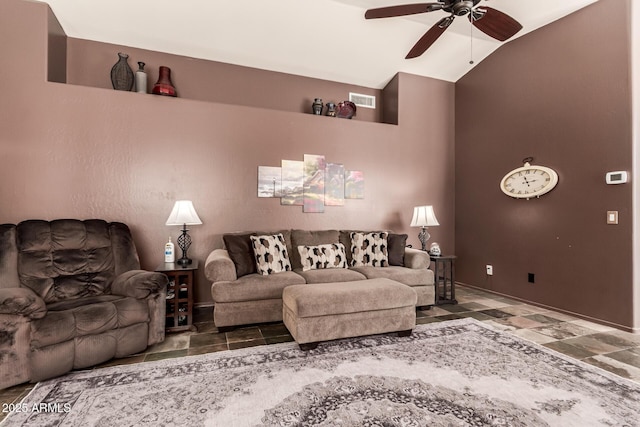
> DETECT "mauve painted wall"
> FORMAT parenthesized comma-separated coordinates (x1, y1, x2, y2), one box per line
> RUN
(0, 0, 454, 305)
(455, 0, 635, 330)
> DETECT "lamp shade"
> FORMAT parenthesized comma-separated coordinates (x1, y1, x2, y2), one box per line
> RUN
(165, 200, 202, 226)
(410, 205, 439, 227)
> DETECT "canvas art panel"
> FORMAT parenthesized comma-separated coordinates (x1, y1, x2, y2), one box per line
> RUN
(303, 154, 326, 213)
(325, 163, 345, 206)
(345, 170, 364, 199)
(280, 160, 304, 206)
(257, 166, 282, 198)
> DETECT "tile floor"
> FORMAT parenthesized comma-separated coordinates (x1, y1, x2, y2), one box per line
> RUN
(2, 284, 639, 422)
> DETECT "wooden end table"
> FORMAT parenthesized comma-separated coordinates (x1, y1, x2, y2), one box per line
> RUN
(429, 255, 457, 305)
(155, 261, 198, 332)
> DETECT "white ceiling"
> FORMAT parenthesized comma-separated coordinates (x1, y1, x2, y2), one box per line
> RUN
(39, 0, 598, 89)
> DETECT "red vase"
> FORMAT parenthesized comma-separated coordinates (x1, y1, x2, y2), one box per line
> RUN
(152, 66, 177, 97)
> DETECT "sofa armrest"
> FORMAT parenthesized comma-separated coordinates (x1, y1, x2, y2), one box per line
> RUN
(404, 248, 430, 269)
(111, 270, 169, 299)
(0, 287, 47, 319)
(205, 249, 237, 283)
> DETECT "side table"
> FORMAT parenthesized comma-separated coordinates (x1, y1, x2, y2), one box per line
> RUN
(155, 261, 198, 332)
(429, 255, 457, 305)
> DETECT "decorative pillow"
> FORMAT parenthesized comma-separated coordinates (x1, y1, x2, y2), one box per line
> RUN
(297, 243, 347, 271)
(223, 233, 257, 277)
(250, 234, 292, 275)
(387, 233, 408, 267)
(350, 231, 389, 267)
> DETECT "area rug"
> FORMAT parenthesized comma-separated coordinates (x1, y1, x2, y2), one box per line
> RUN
(3, 318, 640, 426)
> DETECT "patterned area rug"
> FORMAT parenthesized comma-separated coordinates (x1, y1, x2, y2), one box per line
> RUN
(3, 319, 640, 426)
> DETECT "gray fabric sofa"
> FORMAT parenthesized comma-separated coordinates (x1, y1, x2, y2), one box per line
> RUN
(0, 219, 168, 390)
(204, 229, 435, 329)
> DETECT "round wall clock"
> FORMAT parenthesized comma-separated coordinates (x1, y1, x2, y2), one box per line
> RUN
(500, 158, 558, 199)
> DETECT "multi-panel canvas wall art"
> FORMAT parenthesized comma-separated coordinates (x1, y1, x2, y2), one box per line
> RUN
(259, 154, 363, 213)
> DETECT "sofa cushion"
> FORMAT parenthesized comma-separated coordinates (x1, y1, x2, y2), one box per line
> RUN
(290, 230, 339, 270)
(388, 233, 408, 266)
(350, 265, 434, 287)
(295, 267, 366, 284)
(297, 243, 347, 271)
(251, 234, 293, 275)
(350, 231, 389, 267)
(212, 271, 306, 303)
(223, 233, 257, 277)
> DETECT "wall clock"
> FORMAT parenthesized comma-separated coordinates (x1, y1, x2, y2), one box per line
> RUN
(500, 157, 558, 199)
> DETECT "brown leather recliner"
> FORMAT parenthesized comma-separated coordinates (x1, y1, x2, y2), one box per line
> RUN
(0, 219, 167, 389)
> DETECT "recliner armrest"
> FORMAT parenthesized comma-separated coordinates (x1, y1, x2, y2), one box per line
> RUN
(404, 248, 430, 269)
(111, 270, 168, 299)
(0, 287, 47, 319)
(205, 249, 237, 283)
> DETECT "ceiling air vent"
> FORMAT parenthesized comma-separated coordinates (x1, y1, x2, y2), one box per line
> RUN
(349, 92, 376, 109)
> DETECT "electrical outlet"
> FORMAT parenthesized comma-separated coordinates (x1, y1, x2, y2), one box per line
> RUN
(486, 265, 493, 275)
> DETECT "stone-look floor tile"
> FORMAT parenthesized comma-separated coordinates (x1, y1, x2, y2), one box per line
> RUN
(588, 332, 640, 349)
(187, 343, 228, 356)
(583, 355, 640, 382)
(533, 322, 600, 340)
(416, 310, 430, 318)
(606, 330, 640, 346)
(416, 316, 443, 325)
(260, 323, 291, 337)
(228, 338, 267, 350)
(144, 349, 189, 362)
(190, 332, 227, 348)
(568, 319, 616, 333)
(422, 306, 451, 317)
(456, 302, 491, 311)
(471, 298, 510, 309)
(225, 327, 263, 343)
(604, 347, 640, 369)
(438, 304, 470, 313)
(146, 334, 190, 353)
(265, 335, 294, 345)
(193, 322, 219, 334)
(523, 313, 563, 325)
(479, 309, 513, 319)
(514, 304, 549, 314)
(436, 314, 465, 321)
(482, 320, 517, 332)
(457, 311, 496, 322)
(510, 328, 557, 345)
(543, 341, 597, 359)
(537, 311, 579, 322)
(499, 305, 539, 316)
(493, 316, 546, 330)
(559, 335, 627, 355)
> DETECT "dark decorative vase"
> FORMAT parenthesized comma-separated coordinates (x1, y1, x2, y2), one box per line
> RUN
(326, 102, 337, 117)
(152, 66, 177, 97)
(312, 98, 323, 115)
(110, 53, 134, 91)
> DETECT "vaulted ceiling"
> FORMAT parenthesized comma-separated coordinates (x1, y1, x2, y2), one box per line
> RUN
(40, 0, 598, 88)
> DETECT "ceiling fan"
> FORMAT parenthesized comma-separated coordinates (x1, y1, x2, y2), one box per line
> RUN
(365, 0, 523, 59)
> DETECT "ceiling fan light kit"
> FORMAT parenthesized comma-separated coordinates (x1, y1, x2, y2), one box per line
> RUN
(365, 0, 523, 59)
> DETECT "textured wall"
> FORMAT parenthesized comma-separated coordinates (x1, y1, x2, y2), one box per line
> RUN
(0, 0, 455, 305)
(455, 0, 635, 330)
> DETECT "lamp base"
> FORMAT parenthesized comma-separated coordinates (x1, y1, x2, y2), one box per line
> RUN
(418, 226, 431, 252)
(176, 257, 192, 267)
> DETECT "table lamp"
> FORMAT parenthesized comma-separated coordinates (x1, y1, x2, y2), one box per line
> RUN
(410, 205, 439, 251)
(166, 200, 202, 266)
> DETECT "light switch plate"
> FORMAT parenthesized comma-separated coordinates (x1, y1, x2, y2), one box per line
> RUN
(607, 211, 619, 224)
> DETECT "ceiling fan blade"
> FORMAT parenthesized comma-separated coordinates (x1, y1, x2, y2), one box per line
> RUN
(470, 6, 522, 41)
(405, 16, 453, 59)
(365, 3, 444, 19)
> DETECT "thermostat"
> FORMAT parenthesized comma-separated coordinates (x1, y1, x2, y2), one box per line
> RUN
(606, 171, 628, 184)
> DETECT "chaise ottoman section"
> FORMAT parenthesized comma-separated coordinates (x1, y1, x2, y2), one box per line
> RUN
(282, 278, 417, 350)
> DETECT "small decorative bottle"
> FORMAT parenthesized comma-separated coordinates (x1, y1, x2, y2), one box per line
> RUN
(135, 62, 147, 93)
(164, 237, 175, 263)
(110, 53, 134, 91)
(326, 102, 337, 117)
(152, 66, 177, 97)
(312, 98, 323, 115)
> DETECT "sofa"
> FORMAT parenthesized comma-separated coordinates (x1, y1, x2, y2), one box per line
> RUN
(204, 229, 435, 329)
(0, 219, 168, 390)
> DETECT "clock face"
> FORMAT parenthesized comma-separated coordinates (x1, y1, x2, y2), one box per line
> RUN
(500, 163, 558, 199)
